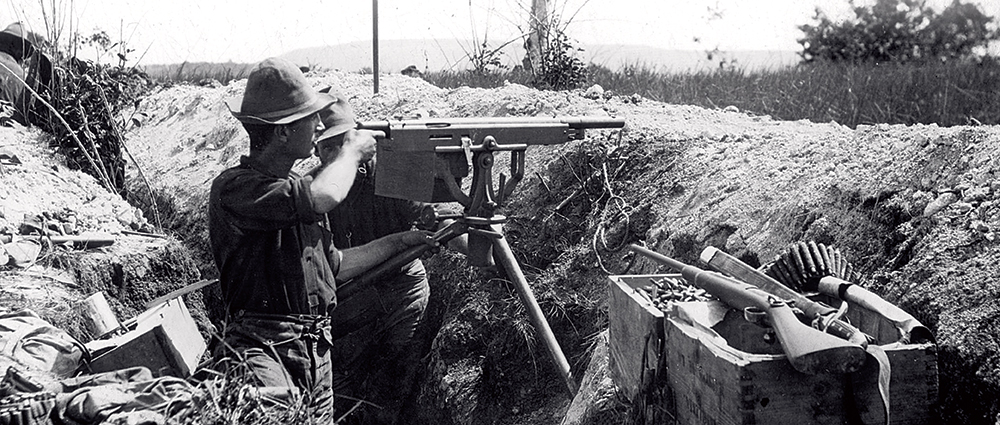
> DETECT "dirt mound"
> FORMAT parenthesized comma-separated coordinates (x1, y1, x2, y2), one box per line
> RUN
(0, 124, 203, 342)
(4, 66, 1000, 423)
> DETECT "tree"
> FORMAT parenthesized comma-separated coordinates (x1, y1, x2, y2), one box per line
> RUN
(523, 0, 549, 75)
(798, 0, 999, 63)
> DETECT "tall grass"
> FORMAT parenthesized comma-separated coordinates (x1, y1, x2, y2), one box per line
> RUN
(426, 59, 1000, 128)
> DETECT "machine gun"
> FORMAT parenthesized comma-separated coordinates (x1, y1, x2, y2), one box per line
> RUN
(348, 116, 625, 395)
(629, 244, 868, 375)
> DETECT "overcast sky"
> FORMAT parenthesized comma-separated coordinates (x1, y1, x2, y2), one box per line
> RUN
(2, 0, 998, 65)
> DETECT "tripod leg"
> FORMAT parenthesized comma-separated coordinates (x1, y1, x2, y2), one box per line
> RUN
(492, 233, 577, 395)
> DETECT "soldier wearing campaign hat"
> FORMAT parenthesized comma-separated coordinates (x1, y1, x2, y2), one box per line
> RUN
(208, 57, 438, 419)
(0, 22, 49, 125)
(312, 89, 437, 424)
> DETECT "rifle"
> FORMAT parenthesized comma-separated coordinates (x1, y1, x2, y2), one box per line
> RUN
(0, 233, 115, 248)
(699, 246, 871, 347)
(353, 116, 625, 395)
(629, 244, 867, 375)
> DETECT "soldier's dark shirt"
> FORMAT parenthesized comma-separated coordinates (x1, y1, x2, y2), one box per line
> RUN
(209, 155, 341, 317)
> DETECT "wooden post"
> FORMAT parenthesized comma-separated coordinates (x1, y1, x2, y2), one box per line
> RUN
(373, 0, 379, 94)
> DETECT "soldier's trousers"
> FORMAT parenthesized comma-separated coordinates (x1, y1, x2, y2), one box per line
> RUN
(329, 258, 430, 425)
(217, 313, 334, 422)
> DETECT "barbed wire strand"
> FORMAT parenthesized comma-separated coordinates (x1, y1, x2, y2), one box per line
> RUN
(592, 160, 634, 275)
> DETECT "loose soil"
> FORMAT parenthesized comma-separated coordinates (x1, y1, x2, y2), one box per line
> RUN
(2, 69, 999, 424)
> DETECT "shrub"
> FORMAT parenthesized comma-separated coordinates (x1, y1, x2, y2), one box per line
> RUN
(45, 59, 152, 198)
(467, 40, 511, 76)
(798, 0, 1000, 63)
(533, 29, 587, 90)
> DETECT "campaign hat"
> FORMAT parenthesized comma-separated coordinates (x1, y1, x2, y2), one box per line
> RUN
(226, 57, 334, 125)
(315, 87, 357, 143)
(0, 22, 36, 59)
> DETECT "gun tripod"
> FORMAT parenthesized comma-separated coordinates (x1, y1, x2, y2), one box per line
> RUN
(344, 135, 577, 395)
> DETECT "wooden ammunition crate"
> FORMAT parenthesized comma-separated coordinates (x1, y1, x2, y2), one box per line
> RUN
(608, 274, 675, 399)
(609, 275, 938, 425)
(87, 298, 206, 378)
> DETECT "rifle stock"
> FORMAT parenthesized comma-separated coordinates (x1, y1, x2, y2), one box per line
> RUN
(629, 244, 867, 375)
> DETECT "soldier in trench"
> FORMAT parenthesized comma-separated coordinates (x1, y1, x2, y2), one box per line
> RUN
(208, 57, 439, 420)
(0, 22, 51, 126)
(314, 89, 466, 424)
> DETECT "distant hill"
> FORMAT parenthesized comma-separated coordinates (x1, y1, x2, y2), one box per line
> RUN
(280, 39, 800, 74)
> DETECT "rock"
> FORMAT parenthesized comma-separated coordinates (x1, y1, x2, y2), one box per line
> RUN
(724, 105, 739, 113)
(196, 78, 221, 88)
(561, 330, 627, 425)
(401, 65, 423, 78)
(725, 232, 747, 253)
(407, 108, 430, 119)
(583, 84, 604, 100)
(963, 186, 990, 203)
(924, 192, 958, 217)
(935, 136, 954, 146)
(910, 191, 934, 216)
(952, 202, 974, 214)
(4, 240, 41, 267)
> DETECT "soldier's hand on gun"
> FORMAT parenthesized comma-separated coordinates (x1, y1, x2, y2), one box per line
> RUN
(395, 230, 441, 259)
(342, 129, 377, 164)
(316, 129, 377, 166)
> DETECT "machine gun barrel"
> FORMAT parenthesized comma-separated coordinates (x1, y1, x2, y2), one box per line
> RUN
(629, 244, 867, 375)
(357, 116, 625, 139)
